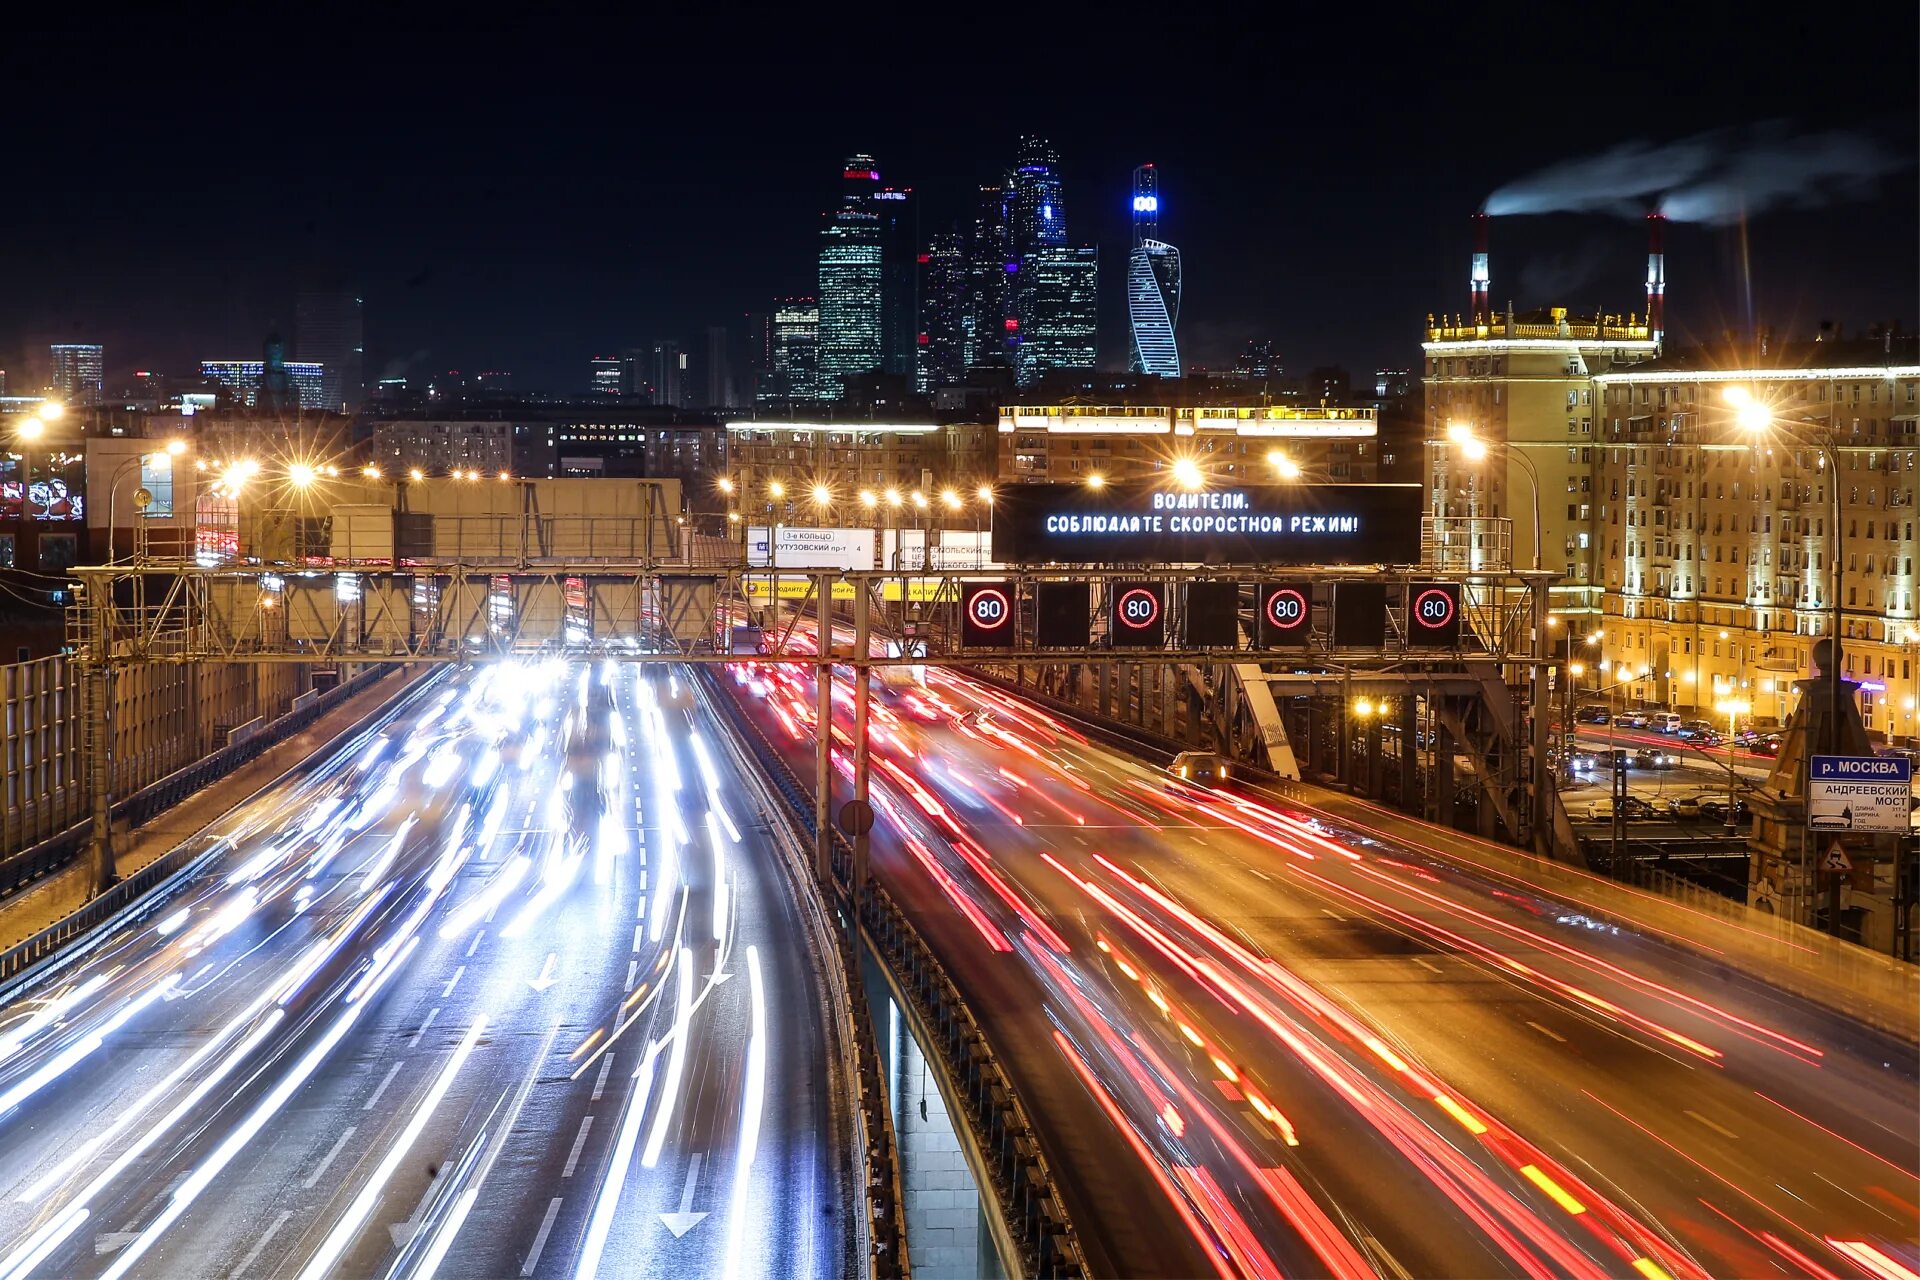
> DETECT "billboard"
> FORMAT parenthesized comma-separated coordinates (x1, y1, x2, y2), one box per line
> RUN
(989, 482, 1422, 566)
(747, 525, 875, 570)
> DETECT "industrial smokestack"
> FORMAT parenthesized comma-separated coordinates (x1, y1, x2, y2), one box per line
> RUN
(1645, 211, 1666, 344)
(1470, 212, 1490, 324)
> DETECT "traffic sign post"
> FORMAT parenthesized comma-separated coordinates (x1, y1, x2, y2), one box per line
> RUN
(1808, 754, 1913, 833)
(960, 581, 1016, 648)
(1258, 583, 1313, 648)
(1110, 582, 1165, 648)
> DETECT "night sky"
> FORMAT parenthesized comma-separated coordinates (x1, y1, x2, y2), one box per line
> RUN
(3, 9, 1913, 394)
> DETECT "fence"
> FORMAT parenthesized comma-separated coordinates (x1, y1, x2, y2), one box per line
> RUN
(701, 668, 1085, 1279)
(0, 665, 391, 910)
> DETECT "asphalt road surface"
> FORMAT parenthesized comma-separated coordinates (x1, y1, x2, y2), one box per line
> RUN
(728, 646, 1920, 1279)
(0, 659, 851, 1280)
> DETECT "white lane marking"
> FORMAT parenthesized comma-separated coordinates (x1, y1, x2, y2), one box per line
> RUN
(638, 870, 648, 892)
(624, 960, 638, 992)
(1413, 957, 1443, 974)
(1321, 909, 1343, 921)
(465, 931, 484, 959)
(303, 1126, 359, 1188)
(442, 966, 466, 998)
(410, 1007, 442, 1048)
(1248, 868, 1274, 882)
(520, 1197, 564, 1276)
(363, 1063, 405, 1111)
(226, 1209, 293, 1279)
(1525, 1020, 1568, 1043)
(631, 925, 644, 953)
(591, 1055, 615, 1102)
(1685, 1109, 1739, 1140)
(562, 1117, 595, 1178)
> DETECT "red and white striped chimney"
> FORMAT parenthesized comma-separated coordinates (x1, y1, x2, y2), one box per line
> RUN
(1470, 212, 1491, 324)
(1645, 212, 1666, 344)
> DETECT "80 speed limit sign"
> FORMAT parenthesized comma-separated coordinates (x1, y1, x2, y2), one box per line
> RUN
(961, 582, 1016, 646)
(1110, 582, 1165, 647)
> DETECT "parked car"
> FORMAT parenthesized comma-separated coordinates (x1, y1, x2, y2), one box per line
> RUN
(1588, 795, 1654, 821)
(1667, 796, 1704, 820)
(1650, 712, 1683, 734)
(1575, 705, 1611, 725)
(1615, 710, 1649, 729)
(1677, 719, 1718, 741)
(1697, 797, 1751, 823)
(1632, 747, 1678, 770)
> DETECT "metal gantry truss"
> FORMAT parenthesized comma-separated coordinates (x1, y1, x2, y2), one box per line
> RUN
(64, 555, 1563, 893)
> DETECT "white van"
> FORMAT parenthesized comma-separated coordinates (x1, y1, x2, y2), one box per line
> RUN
(1653, 713, 1684, 735)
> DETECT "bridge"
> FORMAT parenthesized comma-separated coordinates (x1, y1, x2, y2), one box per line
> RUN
(0, 490, 1911, 1279)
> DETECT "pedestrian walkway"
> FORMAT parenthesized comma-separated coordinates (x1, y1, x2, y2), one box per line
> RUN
(0, 669, 433, 953)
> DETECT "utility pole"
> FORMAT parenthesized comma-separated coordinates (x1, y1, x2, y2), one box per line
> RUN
(813, 571, 833, 887)
(81, 574, 117, 895)
(852, 582, 872, 909)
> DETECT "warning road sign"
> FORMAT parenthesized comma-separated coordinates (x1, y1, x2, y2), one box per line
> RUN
(1822, 841, 1854, 874)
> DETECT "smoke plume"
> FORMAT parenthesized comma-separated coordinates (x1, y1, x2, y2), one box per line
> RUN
(1485, 121, 1908, 224)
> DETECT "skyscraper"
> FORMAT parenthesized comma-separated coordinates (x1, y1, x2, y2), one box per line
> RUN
(757, 298, 820, 407)
(1004, 138, 1097, 388)
(874, 183, 918, 382)
(1127, 164, 1181, 377)
(704, 325, 735, 409)
(296, 284, 365, 411)
(590, 356, 622, 395)
(964, 181, 1014, 370)
(918, 229, 967, 391)
(816, 154, 885, 400)
(49, 344, 104, 404)
(1015, 247, 1098, 388)
(651, 340, 689, 408)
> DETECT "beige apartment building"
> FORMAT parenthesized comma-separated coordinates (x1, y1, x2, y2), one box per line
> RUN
(1423, 307, 1658, 610)
(1589, 337, 1920, 738)
(997, 403, 1379, 487)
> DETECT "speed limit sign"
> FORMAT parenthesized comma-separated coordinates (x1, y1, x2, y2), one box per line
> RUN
(1258, 583, 1313, 647)
(1110, 581, 1165, 648)
(1408, 583, 1461, 646)
(961, 582, 1016, 647)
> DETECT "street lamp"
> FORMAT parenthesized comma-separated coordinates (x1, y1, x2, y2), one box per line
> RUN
(1735, 386, 1845, 931)
(1266, 450, 1304, 480)
(1714, 697, 1751, 832)
(1086, 472, 1106, 490)
(1171, 456, 1204, 490)
(1446, 421, 1542, 572)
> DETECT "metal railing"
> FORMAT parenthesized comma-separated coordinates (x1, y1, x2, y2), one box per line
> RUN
(0, 664, 422, 989)
(702, 670, 1085, 1279)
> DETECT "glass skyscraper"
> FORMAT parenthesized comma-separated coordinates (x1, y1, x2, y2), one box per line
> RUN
(918, 229, 967, 391)
(295, 284, 365, 411)
(964, 181, 1014, 370)
(49, 344, 104, 404)
(757, 298, 820, 406)
(816, 154, 885, 400)
(1127, 164, 1181, 377)
(1004, 137, 1097, 388)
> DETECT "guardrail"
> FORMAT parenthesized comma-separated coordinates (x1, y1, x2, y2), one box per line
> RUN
(0, 664, 397, 907)
(702, 670, 1085, 1279)
(0, 665, 432, 991)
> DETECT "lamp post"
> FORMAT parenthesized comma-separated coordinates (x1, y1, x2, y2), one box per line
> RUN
(1736, 387, 1844, 932)
(1715, 697, 1751, 833)
(1445, 421, 1541, 571)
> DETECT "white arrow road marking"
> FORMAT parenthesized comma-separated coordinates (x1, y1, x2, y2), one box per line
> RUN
(388, 1167, 441, 1247)
(528, 953, 559, 992)
(659, 1153, 708, 1238)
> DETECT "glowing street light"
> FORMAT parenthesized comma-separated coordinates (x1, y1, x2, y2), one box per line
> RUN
(859, 489, 878, 510)
(409, 467, 425, 482)
(717, 476, 735, 496)
(1171, 457, 1204, 490)
(288, 463, 317, 487)
(811, 483, 832, 507)
(16, 416, 45, 441)
(38, 401, 63, 421)
(911, 490, 928, 509)
(165, 438, 188, 456)
(941, 488, 961, 511)
(976, 485, 993, 504)
(363, 465, 382, 479)
(768, 480, 786, 500)
(884, 488, 902, 509)
(1086, 472, 1106, 490)
(1267, 450, 1303, 480)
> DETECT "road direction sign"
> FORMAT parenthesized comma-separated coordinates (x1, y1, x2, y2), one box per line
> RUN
(1809, 754, 1913, 833)
(1822, 840, 1854, 873)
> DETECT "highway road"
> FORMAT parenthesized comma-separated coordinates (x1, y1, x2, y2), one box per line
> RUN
(0, 659, 852, 1279)
(729, 648, 1920, 1279)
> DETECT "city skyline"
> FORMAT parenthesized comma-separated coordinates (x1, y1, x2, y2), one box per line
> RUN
(0, 13, 1911, 395)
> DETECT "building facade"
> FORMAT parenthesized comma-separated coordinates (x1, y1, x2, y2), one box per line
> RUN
(722, 420, 940, 509)
(1015, 247, 1098, 387)
(1586, 337, 1920, 737)
(50, 344, 104, 405)
(1127, 164, 1181, 377)
(997, 403, 1379, 486)
(816, 155, 885, 400)
(964, 181, 1014, 371)
(200, 359, 331, 411)
(918, 229, 967, 392)
(758, 299, 821, 407)
(590, 356, 622, 396)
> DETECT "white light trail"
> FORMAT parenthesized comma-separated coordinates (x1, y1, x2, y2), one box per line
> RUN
(295, 1015, 490, 1280)
(574, 1050, 660, 1280)
(0, 976, 174, 1120)
(641, 948, 695, 1169)
(438, 854, 532, 941)
(721, 946, 769, 1276)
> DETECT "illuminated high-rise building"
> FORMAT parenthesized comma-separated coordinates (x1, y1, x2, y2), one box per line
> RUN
(199, 357, 327, 410)
(1004, 137, 1097, 387)
(49, 344, 104, 405)
(1127, 164, 1181, 377)
(757, 298, 820, 406)
(590, 356, 622, 395)
(874, 182, 918, 382)
(916, 230, 967, 392)
(816, 154, 884, 400)
(964, 181, 1014, 370)
(1015, 246, 1098, 387)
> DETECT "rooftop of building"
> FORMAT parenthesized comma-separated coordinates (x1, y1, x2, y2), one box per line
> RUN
(1591, 330, 1919, 379)
(1425, 307, 1654, 346)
